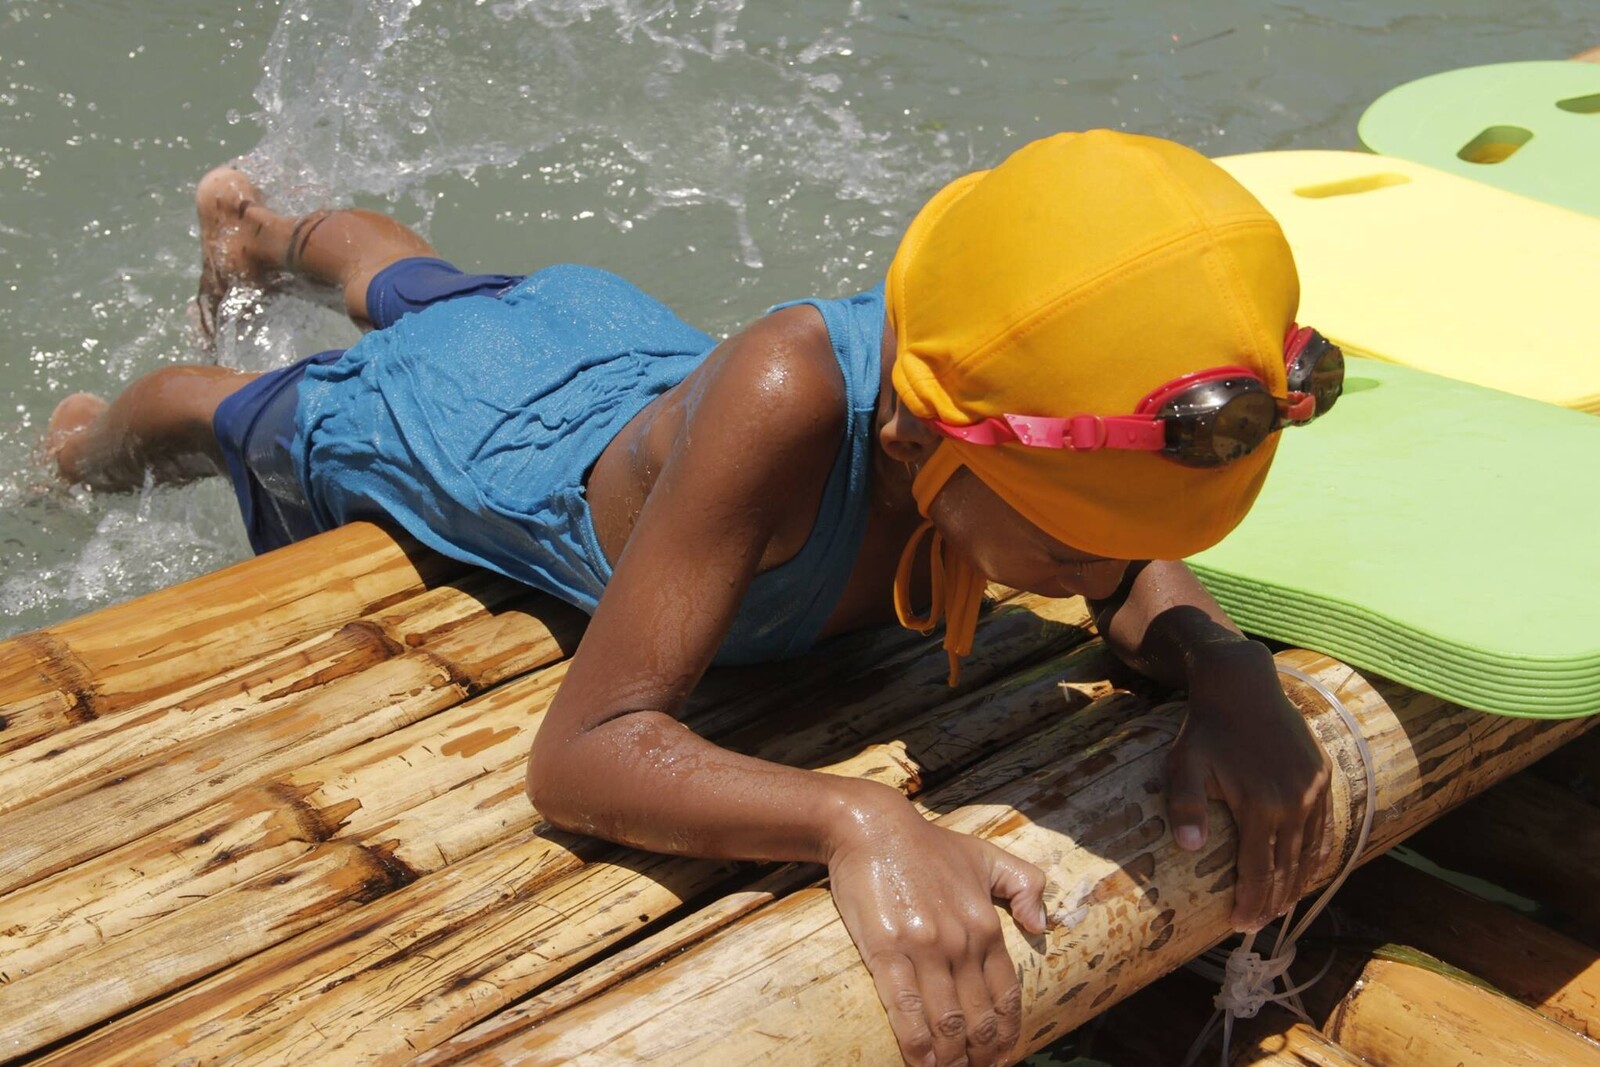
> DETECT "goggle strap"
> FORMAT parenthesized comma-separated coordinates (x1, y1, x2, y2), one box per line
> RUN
(931, 413, 1167, 452)
(1283, 324, 1314, 362)
(1281, 392, 1316, 424)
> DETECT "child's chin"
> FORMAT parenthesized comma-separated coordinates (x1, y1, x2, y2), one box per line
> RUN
(1049, 570, 1125, 601)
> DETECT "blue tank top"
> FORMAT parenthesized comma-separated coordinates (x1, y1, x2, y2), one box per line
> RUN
(293, 264, 884, 664)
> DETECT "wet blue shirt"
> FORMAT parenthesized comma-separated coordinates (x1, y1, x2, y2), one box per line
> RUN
(294, 264, 883, 664)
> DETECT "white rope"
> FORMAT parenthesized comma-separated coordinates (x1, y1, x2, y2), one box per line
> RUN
(1179, 662, 1377, 1066)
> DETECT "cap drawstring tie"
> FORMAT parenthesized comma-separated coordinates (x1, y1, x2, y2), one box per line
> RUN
(892, 443, 989, 685)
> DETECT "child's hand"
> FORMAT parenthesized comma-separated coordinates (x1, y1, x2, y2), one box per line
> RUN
(1164, 642, 1332, 930)
(826, 789, 1047, 1067)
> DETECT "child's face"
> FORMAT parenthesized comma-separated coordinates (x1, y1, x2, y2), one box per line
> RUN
(927, 466, 1131, 600)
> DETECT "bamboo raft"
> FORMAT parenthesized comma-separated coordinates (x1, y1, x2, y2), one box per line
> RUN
(2, 521, 1596, 1066)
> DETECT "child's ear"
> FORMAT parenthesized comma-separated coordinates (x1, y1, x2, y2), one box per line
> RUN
(878, 390, 941, 465)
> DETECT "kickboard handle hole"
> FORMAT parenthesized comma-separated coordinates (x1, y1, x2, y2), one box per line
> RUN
(1293, 173, 1411, 199)
(1556, 92, 1600, 115)
(1457, 125, 1533, 165)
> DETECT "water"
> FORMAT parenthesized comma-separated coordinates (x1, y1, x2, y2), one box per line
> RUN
(0, 0, 1592, 636)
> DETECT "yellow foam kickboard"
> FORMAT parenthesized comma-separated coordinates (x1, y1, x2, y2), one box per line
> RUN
(1216, 150, 1600, 413)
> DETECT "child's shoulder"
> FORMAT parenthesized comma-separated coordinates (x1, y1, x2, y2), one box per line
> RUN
(704, 302, 853, 450)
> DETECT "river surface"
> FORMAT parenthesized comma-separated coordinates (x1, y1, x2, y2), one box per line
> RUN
(0, 0, 1591, 636)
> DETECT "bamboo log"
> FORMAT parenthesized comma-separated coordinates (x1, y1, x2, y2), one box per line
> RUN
(0, 652, 461, 892)
(0, 840, 418, 1056)
(1402, 772, 1600, 947)
(0, 782, 361, 985)
(35, 703, 1125, 1067)
(0, 596, 1091, 998)
(736, 610, 1106, 772)
(31, 632, 1120, 1066)
(0, 571, 534, 814)
(683, 592, 1094, 749)
(0, 666, 564, 984)
(1326, 954, 1600, 1066)
(1335, 854, 1600, 1040)
(0, 523, 472, 749)
(459, 653, 1596, 1065)
(0, 603, 579, 898)
(1232, 1019, 1369, 1066)
(409, 863, 827, 1067)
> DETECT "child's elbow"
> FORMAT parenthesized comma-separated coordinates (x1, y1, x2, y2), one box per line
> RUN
(523, 743, 543, 809)
(523, 736, 583, 833)
(523, 738, 560, 819)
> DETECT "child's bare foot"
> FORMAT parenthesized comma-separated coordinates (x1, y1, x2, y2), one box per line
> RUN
(45, 392, 109, 484)
(194, 166, 277, 349)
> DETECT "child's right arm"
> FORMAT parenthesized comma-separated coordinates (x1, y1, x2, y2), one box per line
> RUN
(525, 311, 1046, 1067)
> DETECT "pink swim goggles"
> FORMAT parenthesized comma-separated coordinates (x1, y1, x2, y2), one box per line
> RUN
(929, 326, 1343, 468)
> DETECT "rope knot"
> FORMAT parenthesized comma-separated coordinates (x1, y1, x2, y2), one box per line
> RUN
(1213, 942, 1298, 1019)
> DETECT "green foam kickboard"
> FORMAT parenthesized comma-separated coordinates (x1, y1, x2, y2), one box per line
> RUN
(1358, 60, 1600, 218)
(1189, 356, 1600, 718)
(1192, 589, 1600, 714)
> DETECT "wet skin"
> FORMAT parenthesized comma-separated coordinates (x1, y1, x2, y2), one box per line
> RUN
(56, 174, 1333, 1067)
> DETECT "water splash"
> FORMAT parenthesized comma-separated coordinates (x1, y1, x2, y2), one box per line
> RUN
(235, 0, 954, 277)
(7, 0, 962, 639)
(0, 476, 243, 626)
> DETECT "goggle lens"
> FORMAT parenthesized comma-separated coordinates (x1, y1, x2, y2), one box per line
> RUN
(1286, 330, 1344, 419)
(1160, 384, 1278, 468)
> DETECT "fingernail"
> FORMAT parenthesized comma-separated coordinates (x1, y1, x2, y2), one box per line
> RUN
(1037, 904, 1050, 931)
(1175, 825, 1203, 850)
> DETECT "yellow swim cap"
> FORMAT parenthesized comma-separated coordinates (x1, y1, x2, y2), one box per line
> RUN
(886, 130, 1300, 682)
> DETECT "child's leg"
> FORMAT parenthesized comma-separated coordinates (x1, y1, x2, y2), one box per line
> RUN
(47, 366, 261, 491)
(51, 167, 449, 491)
(196, 166, 440, 333)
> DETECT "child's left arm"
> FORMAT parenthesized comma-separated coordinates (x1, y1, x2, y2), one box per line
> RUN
(1088, 559, 1332, 931)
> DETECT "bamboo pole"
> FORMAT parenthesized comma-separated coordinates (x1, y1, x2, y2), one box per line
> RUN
(681, 592, 1093, 749)
(1232, 1020, 1369, 1067)
(0, 523, 472, 750)
(0, 572, 535, 814)
(29, 630, 1118, 1066)
(1325, 954, 1600, 1066)
(410, 613, 1086, 1061)
(455, 653, 1596, 1066)
(1401, 772, 1600, 947)
(0, 840, 420, 1056)
(33, 701, 1124, 1067)
(735, 605, 1104, 770)
(0, 603, 578, 898)
(1335, 854, 1600, 1040)
(0, 596, 1091, 998)
(408, 863, 828, 1067)
(0, 666, 564, 984)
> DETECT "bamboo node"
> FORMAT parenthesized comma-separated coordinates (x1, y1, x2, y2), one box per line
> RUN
(14, 632, 100, 722)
